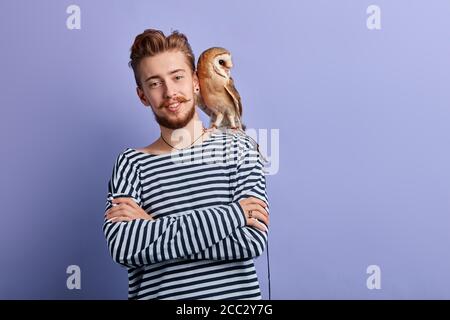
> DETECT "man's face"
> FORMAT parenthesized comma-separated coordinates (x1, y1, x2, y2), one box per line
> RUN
(136, 51, 198, 129)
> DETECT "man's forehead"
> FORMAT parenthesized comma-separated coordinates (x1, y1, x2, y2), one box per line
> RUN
(140, 51, 191, 77)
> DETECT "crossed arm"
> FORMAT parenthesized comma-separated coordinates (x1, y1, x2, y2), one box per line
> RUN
(105, 197, 268, 231)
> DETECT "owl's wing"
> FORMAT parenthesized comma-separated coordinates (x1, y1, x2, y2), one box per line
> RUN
(224, 77, 243, 117)
(195, 92, 213, 117)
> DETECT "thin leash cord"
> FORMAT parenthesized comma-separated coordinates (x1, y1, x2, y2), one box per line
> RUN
(236, 128, 268, 164)
(266, 236, 272, 300)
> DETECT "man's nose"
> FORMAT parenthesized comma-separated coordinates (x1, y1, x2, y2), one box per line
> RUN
(163, 80, 177, 99)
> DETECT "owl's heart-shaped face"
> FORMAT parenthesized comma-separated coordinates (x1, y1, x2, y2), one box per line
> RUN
(212, 53, 233, 79)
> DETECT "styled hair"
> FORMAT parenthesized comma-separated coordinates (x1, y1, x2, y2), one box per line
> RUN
(129, 29, 195, 88)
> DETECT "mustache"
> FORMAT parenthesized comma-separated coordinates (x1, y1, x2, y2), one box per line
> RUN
(159, 96, 192, 109)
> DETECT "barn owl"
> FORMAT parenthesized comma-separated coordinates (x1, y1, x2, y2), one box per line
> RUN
(196, 47, 245, 131)
(196, 47, 268, 164)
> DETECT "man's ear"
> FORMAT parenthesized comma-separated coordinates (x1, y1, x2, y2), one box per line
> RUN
(193, 71, 199, 89)
(136, 86, 150, 106)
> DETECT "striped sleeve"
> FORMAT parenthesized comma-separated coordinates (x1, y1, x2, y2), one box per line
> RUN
(102, 152, 247, 268)
(187, 136, 269, 261)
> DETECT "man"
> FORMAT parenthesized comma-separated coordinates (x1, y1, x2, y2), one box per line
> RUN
(103, 29, 269, 300)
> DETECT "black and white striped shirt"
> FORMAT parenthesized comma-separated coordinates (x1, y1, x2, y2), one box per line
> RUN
(103, 131, 269, 300)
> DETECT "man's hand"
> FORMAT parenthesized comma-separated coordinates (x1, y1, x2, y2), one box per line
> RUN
(238, 197, 269, 232)
(105, 197, 153, 223)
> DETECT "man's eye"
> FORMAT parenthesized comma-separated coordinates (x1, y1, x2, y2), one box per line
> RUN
(150, 82, 161, 88)
(175, 75, 184, 80)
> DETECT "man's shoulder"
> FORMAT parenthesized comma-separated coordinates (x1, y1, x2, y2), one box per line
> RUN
(212, 129, 256, 150)
(110, 147, 142, 170)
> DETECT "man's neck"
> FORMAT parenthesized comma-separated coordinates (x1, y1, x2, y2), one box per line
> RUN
(159, 115, 206, 150)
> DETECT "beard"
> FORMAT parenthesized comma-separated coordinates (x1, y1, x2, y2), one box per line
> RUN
(153, 95, 196, 130)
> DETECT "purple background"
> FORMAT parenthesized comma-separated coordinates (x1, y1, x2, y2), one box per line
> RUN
(1, 0, 449, 299)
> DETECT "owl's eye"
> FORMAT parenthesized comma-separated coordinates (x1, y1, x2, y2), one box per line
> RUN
(218, 60, 225, 66)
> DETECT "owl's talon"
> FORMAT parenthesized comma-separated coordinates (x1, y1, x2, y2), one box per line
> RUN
(208, 124, 220, 133)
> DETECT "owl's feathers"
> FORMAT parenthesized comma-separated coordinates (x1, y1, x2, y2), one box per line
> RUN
(196, 47, 245, 130)
(196, 47, 268, 165)
(224, 77, 242, 119)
